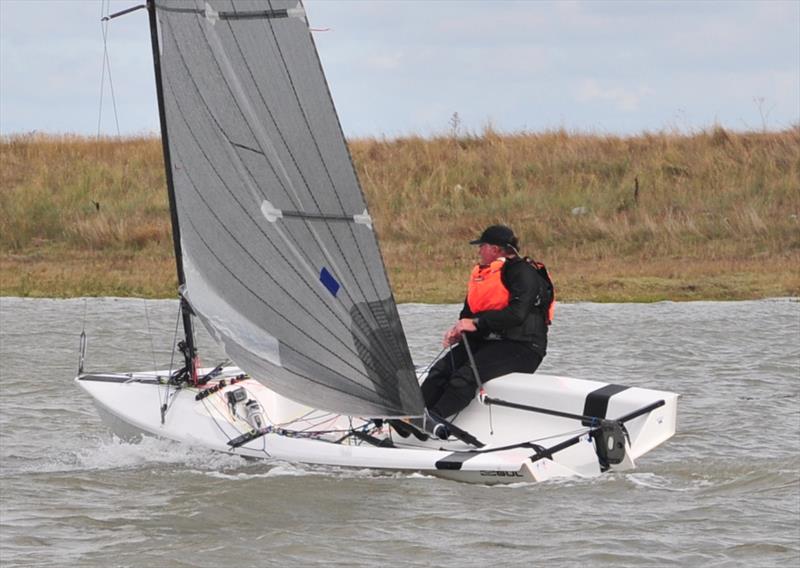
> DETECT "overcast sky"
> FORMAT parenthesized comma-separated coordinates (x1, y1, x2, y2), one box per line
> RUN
(1, 0, 798, 138)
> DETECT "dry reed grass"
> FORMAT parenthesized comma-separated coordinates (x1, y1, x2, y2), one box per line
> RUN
(1, 128, 798, 301)
(0, 133, 168, 251)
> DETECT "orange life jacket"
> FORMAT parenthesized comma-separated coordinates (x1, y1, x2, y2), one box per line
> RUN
(467, 259, 510, 313)
(467, 257, 556, 325)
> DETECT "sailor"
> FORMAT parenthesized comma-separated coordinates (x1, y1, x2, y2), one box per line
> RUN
(420, 224, 551, 439)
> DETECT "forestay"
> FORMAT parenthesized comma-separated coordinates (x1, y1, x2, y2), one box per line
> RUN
(153, 0, 423, 417)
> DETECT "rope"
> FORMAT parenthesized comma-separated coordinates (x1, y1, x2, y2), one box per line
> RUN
(168, 303, 181, 377)
(77, 298, 89, 374)
(157, 302, 185, 423)
(203, 387, 270, 456)
(418, 346, 447, 380)
(142, 299, 157, 371)
(446, 426, 593, 456)
(97, 0, 121, 136)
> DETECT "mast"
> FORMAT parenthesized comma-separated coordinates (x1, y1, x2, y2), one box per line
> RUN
(146, 0, 196, 376)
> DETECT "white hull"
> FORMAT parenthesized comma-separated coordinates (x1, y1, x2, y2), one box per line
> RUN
(76, 368, 677, 485)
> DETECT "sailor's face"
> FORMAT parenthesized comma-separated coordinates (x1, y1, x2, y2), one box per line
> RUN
(478, 243, 502, 265)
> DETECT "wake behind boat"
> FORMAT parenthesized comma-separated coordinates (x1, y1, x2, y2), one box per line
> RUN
(77, 0, 678, 484)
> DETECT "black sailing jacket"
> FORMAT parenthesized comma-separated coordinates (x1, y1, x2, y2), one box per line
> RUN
(458, 256, 550, 356)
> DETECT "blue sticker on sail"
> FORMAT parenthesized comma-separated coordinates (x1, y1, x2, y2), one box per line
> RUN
(319, 267, 340, 297)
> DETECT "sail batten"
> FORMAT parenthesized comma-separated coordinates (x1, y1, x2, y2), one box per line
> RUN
(158, 4, 294, 21)
(154, 0, 424, 417)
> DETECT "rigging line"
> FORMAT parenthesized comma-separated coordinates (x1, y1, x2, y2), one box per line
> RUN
(238, 386, 278, 427)
(97, 2, 121, 136)
(465, 427, 594, 456)
(418, 346, 448, 379)
(266, 406, 323, 428)
(164, 382, 183, 415)
(276, 410, 338, 430)
(169, 301, 181, 376)
(277, 407, 335, 425)
(157, 34, 407, 378)
(156, 304, 182, 418)
(260, 2, 390, 319)
(529, 427, 593, 444)
(208, 390, 255, 439)
(142, 299, 158, 371)
(294, 414, 342, 433)
(203, 390, 272, 458)
(106, 28, 121, 136)
(81, 297, 88, 333)
(159, 301, 182, 417)
(96, 1, 108, 137)
(200, 397, 239, 445)
(78, 298, 88, 375)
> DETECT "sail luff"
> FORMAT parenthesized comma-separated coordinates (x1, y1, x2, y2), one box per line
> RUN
(146, 0, 196, 368)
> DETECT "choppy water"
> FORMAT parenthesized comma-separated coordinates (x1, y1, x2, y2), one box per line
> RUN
(0, 298, 798, 567)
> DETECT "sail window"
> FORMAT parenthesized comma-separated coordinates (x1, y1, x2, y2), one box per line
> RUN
(319, 267, 341, 297)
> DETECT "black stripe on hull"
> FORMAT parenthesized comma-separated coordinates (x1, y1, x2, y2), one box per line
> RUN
(435, 451, 481, 470)
(582, 384, 629, 426)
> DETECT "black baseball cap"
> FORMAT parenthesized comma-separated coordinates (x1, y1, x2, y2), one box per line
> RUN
(469, 224, 518, 248)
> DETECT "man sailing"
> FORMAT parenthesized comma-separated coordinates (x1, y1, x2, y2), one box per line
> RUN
(420, 224, 553, 439)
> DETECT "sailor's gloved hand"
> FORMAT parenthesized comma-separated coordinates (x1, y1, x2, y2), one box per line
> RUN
(442, 318, 478, 347)
(442, 325, 460, 347)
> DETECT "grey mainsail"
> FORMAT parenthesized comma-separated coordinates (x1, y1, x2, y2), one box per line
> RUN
(153, 0, 424, 417)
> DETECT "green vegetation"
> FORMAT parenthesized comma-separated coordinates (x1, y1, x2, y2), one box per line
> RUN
(1, 129, 798, 302)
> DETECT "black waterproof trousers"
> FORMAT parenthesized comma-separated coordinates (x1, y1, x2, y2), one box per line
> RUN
(421, 338, 543, 419)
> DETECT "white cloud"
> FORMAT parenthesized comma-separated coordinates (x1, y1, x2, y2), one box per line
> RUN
(573, 80, 655, 112)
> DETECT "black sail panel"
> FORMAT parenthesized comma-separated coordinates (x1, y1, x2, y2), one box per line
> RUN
(154, 0, 424, 417)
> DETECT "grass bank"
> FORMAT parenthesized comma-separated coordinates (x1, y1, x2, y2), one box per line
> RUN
(1, 129, 798, 302)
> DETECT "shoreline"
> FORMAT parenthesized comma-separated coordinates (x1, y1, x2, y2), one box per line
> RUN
(2, 250, 797, 303)
(2, 130, 798, 302)
(1, 294, 797, 304)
